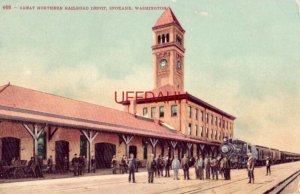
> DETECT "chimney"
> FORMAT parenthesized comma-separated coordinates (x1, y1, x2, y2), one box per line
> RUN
(128, 99, 137, 115)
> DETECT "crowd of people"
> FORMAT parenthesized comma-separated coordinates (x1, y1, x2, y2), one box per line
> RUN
(116, 153, 233, 184)
(5, 151, 272, 183)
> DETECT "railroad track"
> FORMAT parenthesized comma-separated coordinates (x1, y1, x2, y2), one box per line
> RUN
(263, 170, 300, 194)
(153, 177, 248, 194)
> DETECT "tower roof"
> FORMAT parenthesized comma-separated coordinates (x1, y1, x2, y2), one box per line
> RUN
(153, 8, 184, 31)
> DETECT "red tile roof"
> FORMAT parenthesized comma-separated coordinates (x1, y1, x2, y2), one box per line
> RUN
(0, 83, 215, 144)
(153, 8, 184, 31)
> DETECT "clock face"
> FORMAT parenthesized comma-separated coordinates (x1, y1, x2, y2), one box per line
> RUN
(160, 59, 167, 69)
(177, 61, 181, 69)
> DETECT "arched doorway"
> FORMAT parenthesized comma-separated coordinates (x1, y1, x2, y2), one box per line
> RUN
(95, 143, 116, 169)
(129, 145, 137, 158)
(55, 140, 69, 172)
(1, 137, 20, 165)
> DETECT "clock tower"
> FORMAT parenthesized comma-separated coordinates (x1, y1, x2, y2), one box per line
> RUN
(152, 8, 185, 90)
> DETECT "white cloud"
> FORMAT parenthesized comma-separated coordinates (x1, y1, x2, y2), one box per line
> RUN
(194, 10, 210, 16)
(200, 11, 209, 16)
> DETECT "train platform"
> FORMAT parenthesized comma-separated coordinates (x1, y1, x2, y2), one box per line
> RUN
(0, 161, 299, 194)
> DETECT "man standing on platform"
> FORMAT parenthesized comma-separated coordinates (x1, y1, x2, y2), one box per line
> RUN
(78, 155, 84, 176)
(72, 153, 79, 176)
(91, 155, 96, 173)
(146, 154, 156, 183)
(181, 154, 190, 180)
(266, 157, 271, 176)
(47, 155, 54, 174)
(197, 156, 204, 180)
(36, 155, 44, 178)
(204, 156, 211, 179)
(172, 154, 180, 180)
(223, 156, 231, 180)
(111, 155, 117, 174)
(63, 156, 69, 173)
(128, 153, 136, 183)
(194, 156, 199, 179)
(210, 156, 218, 180)
(247, 153, 255, 184)
(164, 155, 171, 177)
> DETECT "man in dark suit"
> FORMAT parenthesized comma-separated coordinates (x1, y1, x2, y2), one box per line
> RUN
(146, 154, 156, 183)
(71, 154, 79, 176)
(127, 153, 137, 183)
(181, 154, 190, 180)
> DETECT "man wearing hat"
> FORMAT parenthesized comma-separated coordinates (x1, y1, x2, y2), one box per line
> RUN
(146, 154, 156, 183)
(247, 153, 255, 183)
(71, 153, 79, 176)
(265, 157, 271, 176)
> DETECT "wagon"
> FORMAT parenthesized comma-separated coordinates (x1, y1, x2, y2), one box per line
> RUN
(0, 160, 28, 179)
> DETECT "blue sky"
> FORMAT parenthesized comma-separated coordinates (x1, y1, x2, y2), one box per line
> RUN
(0, 0, 300, 152)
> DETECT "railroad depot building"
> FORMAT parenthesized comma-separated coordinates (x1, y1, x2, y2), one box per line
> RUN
(0, 8, 235, 170)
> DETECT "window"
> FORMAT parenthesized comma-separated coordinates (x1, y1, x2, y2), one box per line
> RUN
(143, 107, 148, 116)
(151, 107, 156, 118)
(176, 35, 182, 45)
(211, 130, 213, 139)
(37, 131, 47, 159)
(195, 109, 198, 120)
(201, 126, 204, 137)
(143, 142, 147, 160)
(195, 125, 198, 136)
(219, 118, 222, 127)
(223, 120, 225, 128)
(215, 117, 218, 126)
(188, 123, 192, 135)
(166, 33, 169, 42)
(158, 35, 161, 44)
(159, 106, 164, 117)
(206, 113, 209, 123)
(162, 34, 165, 43)
(201, 111, 204, 121)
(211, 115, 213, 125)
(206, 128, 209, 138)
(188, 106, 192, 118)
(171, 105, 177, 116)
(215, 131, 218, 140)
(80, 135, 87, 157)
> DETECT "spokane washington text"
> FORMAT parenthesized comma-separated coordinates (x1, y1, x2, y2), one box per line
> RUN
(18, 6, 168, 11)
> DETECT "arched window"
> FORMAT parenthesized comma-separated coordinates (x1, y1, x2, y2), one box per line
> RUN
(166, 34, 169, 42)
(158, 35, 161, 44)
(162, 34, 165, 43)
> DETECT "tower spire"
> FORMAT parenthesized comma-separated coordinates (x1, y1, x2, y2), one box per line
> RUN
(153, 7, 184, 32)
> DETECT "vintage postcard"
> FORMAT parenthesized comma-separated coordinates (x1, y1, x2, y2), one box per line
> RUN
(0, 0, 299, 193)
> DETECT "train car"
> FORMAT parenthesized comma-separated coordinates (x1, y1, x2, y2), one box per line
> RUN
(281, 151, 300, 162)
(255, 145, 281, 166)
(271, 148, 281, 164)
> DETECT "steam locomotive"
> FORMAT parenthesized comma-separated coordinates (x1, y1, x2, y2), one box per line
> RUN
(220, 137, 300, 168)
